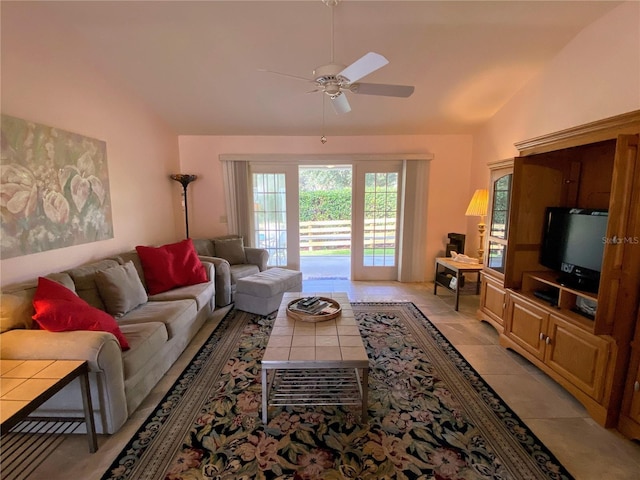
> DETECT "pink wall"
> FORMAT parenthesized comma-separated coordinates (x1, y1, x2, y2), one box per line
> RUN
(472, 1, 640, 178)
(1, 5, 180, 286)
(3, 1, 635, 287)
(189, 4, 637, 275)
(178, 134, 474, 279)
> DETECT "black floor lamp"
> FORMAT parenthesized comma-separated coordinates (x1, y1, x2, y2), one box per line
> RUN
(170, 174, 197, 238)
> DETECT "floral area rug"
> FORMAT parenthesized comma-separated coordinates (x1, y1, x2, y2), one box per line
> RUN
(101, 303, 573, 480)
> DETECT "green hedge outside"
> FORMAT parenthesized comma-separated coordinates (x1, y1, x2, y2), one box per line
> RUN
(299, 189, 396, 222)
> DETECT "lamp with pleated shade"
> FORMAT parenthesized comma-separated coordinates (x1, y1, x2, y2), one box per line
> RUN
(465, 189, 489, 262)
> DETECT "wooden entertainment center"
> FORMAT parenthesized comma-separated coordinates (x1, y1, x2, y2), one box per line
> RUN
(477, 110, 640, 439)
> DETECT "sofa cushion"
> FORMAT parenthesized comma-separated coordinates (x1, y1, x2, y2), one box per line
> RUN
(191, 238, 215, 257)
(136, 239, 208, 295)
(117, 299, 197, 340)
(1, 292, 34, 332)
(111, 250, 148, 291)
(229, 264, 260, 284)
(235, 268, 303, 297)
(95, 262, 148, 318)
(149, 281, 215, 310)
(1, 273, 77, 333)
(67, 259, 120, 311)
(119, 322, 168, 381)
(213, 237, 247, 265)
(46, 272, 76, 292)
(32, 277, 130, 350)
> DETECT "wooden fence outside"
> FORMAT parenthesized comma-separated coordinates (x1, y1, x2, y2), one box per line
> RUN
(299, 218, 396, 251)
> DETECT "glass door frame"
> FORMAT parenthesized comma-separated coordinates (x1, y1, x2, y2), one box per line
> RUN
(351, 160, 403, 281)
(485, 162, 514, 278)
(249, 162, 300, 270)
(233, 153, 432, 282)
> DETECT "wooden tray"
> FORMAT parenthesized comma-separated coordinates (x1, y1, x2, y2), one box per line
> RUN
(286, 297, 342, 323)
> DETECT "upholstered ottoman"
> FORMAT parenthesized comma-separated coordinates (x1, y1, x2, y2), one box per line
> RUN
(234, 268, 303, 315)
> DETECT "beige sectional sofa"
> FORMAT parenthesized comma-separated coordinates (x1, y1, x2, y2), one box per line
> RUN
(0, 248, 216, 434)
(192, 236, 269, 307)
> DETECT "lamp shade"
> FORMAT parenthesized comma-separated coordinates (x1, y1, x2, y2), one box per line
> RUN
(170, 174, 198, 239)
(465, 189, 489, 217)
(170, 174, 197, 187)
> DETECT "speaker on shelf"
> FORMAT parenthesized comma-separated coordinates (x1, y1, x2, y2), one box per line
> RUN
(446, 233, 466, 257)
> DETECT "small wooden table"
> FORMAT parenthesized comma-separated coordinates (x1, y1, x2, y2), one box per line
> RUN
(261, 292, 369, 423)
(434, 257, 483, 311)
(1, 360, 97, 453)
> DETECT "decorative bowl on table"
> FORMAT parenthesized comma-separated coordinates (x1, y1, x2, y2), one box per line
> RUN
(286, 296, 342, 322)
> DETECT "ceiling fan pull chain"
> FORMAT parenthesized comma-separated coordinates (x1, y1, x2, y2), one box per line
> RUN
(321, 95, 327, 144)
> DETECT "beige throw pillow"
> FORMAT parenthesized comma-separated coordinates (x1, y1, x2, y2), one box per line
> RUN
(214, 237, 247, 265)
(95, 261, 148, 318)
(0, 292, 35, 332)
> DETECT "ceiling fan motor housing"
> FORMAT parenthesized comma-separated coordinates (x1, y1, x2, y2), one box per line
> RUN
(313, 63, 351, 97)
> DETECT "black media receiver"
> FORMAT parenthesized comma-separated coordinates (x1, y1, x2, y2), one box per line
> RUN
(533, 289, 559, 306)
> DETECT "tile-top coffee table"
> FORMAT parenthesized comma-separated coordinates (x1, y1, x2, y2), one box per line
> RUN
(261, 292, 369, 423)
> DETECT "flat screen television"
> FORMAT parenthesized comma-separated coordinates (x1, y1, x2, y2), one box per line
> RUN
(539, 207, 608, 293)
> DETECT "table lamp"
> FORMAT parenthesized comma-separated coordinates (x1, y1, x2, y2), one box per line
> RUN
(465, 189, 489, 262)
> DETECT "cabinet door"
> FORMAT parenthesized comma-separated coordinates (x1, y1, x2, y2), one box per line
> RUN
(596, 134, 640, 336)
(486, 165, 512, 275)
(626, 356, 640, 424)
(480, 275, 506, 326)
(545, 314, 610, 401)
(619, 308, 640, 439)
(505, 294, 548, 360)
(504, 156, 573, 289)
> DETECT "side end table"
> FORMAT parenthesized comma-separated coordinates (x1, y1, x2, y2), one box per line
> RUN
(1, 359, 97, 478)
(434, 257, 483, 311)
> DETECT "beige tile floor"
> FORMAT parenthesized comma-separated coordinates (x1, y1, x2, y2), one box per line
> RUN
(21, 280, 640, 479)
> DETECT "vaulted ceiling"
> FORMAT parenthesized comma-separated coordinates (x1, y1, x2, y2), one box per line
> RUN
(3, 0, 623, 135)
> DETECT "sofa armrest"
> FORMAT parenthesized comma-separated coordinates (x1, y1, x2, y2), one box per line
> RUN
(0, 329, 127, 433)
(0, 329, 124, 374)
(199, 255, 232, 307)
(244, 247, 269, 271)
(200, 260, 215, 282)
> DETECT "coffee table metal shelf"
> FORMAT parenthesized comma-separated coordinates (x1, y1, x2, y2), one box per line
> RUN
(269, 368, 364, 408)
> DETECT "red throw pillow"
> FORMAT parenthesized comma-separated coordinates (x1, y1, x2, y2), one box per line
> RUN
(32, 277, 130, 350)
(135, 239, 208, 295)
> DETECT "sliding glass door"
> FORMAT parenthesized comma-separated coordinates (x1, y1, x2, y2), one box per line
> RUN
(299, 165, 352, 280)
(248, 158, 412, 281)
(352, 161, 402, 280)
(250, 164, 299, 269)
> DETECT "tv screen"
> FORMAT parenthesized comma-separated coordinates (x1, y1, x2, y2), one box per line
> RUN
(540, 207, 608, 292)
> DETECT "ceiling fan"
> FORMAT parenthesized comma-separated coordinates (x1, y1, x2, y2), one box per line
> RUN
(260, 0, 414, 115)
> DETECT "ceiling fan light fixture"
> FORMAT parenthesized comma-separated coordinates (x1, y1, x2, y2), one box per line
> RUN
(259, 0, 414, 116)
(325, 85, 341, 96)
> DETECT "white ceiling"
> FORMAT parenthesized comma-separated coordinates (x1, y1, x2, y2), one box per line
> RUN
(7, 1, 623, 135)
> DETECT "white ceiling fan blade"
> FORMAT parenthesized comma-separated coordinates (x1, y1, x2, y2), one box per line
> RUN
(258, 68, 311, 82)
(338, 52, 389, 83)
(330, 93, 351, 114)
(350, 83, 415, 98)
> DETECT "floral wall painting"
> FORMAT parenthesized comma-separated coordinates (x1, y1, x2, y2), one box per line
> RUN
(1, 115, 113, 259)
